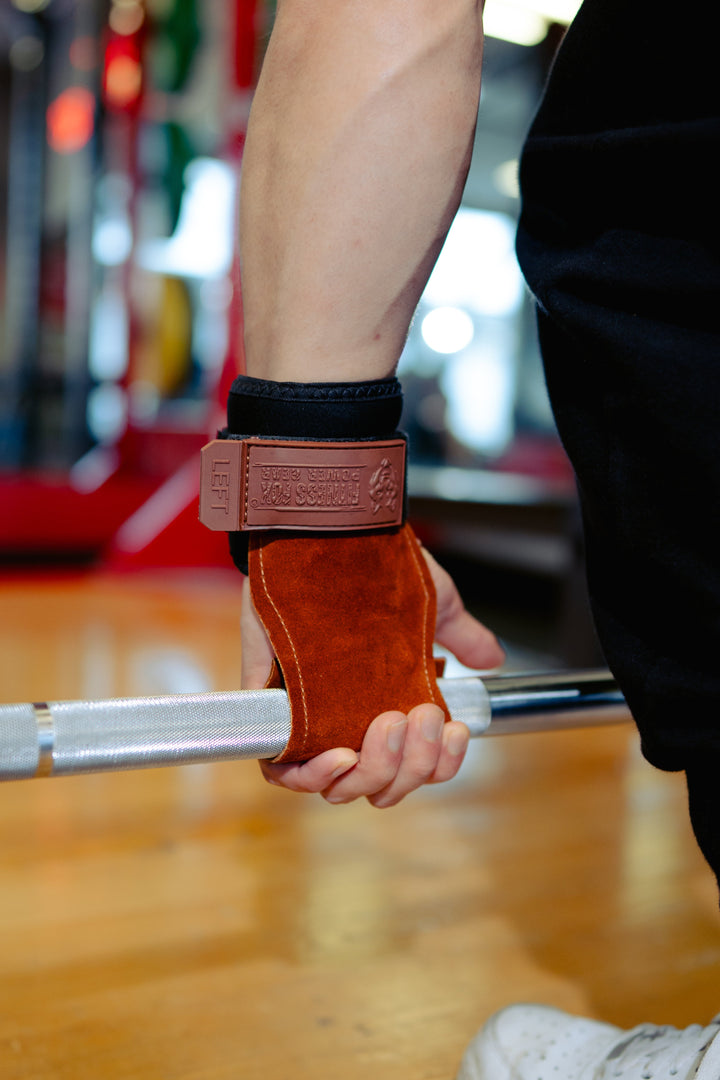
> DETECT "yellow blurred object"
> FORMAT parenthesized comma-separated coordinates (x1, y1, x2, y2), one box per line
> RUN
(134, 274, 193, 400)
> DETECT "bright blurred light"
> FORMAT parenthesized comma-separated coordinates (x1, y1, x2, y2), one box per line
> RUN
(11, 0, 50, 11)
(87, 384, 128, 445)
(484, 0, 582, 44)
(399, 207, 525, 455)
(484, 2, 548, 45)
(424, 207, 524, 318)
(109, 1, 145, 35)
(442, 346, 516, 455)
(421, 306, 475, 355)
(89, 285, 129, 380)
(93, 218, 133, 265)
(93, 173, 133, 266)
(46, 87, 95, 155)
(105, 53, 142, 108)
(199, 277, 233, 313)
(516, 0, 582, 21)
(138, 158, 236, 279)
(494, 159, 520, 200)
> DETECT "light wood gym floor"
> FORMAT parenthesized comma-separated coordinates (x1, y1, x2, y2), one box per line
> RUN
(0, 569, 718, 1080)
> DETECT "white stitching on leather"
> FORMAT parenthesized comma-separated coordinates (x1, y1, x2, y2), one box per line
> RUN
(258, 545, 309, 749)
(402, 528, 436, 702)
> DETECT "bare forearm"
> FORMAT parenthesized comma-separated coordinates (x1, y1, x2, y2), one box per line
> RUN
(239, 0, 483, 382)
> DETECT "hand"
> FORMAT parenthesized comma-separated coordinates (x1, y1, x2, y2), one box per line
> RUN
(240, 548, 504, 806)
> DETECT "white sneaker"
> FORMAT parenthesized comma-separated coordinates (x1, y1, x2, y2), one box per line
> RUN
(456, 1004, 720, 1079)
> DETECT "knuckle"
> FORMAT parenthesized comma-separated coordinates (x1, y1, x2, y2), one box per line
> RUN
(406, 757, 438, 784)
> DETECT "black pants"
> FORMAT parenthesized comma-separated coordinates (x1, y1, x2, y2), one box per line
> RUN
(516, 0, 720, 886)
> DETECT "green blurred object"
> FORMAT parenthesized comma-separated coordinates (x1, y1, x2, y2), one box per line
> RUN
(163, 121, 196, 233)
(151, 0, 201, 94)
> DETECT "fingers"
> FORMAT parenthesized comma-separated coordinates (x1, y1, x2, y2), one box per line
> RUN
(367, 708, 469, 808)
(259, 704, 469, 806)
(438, 603, 505, 671)
(260, 747, 359, 793)
(323, 704, 469, 808)
(420, 546, 505, 670)
(259, 710, 408, 796)
(320, 710, 411, 803)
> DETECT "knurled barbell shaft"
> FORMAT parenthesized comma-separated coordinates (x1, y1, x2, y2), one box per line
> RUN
(0, 670, 629, 782)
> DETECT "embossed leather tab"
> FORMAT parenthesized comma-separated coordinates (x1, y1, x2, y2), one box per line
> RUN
(199, 440, 243, 531)
(200, 437, 406, 532)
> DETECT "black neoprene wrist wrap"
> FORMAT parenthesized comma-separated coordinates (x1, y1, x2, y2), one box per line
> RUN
(226, 375, 403, 438)
(224, 375, 405, 573)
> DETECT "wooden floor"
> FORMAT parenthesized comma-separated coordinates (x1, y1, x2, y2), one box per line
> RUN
(0, 570, 719, 1080)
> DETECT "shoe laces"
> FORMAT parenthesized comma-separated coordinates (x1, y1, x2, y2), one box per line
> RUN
(603, 1017, 720, 1079)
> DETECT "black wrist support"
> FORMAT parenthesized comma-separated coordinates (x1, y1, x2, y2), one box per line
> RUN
(226, 375, 403, 438)
(219, 375, 405, 573)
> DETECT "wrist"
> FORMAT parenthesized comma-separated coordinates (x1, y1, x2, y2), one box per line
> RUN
(200, 374, 408, 574)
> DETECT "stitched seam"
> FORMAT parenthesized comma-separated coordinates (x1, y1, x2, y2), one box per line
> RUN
(258, 545, 309, 747)
(242, 445, 250, 527)
(403, 529, 435, 701)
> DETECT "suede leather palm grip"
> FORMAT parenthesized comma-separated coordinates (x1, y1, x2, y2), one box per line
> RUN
(200, 436, 406, 532)
(249, 524, 449, 762)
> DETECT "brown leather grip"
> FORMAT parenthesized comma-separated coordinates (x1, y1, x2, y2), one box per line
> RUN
(248, 523, 449, 762)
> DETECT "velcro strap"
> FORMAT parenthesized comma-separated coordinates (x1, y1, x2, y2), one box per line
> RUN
(200, 436, 406, 532)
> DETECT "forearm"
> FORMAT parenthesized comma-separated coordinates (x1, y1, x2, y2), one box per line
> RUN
(239, 0, 484, 382)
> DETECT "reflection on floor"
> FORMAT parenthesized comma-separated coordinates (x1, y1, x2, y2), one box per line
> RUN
(0, 570, 718, 1080)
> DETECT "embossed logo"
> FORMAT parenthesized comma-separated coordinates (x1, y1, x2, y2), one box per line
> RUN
(368, 457, 400, 515)
(251, 463, 363, 512)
